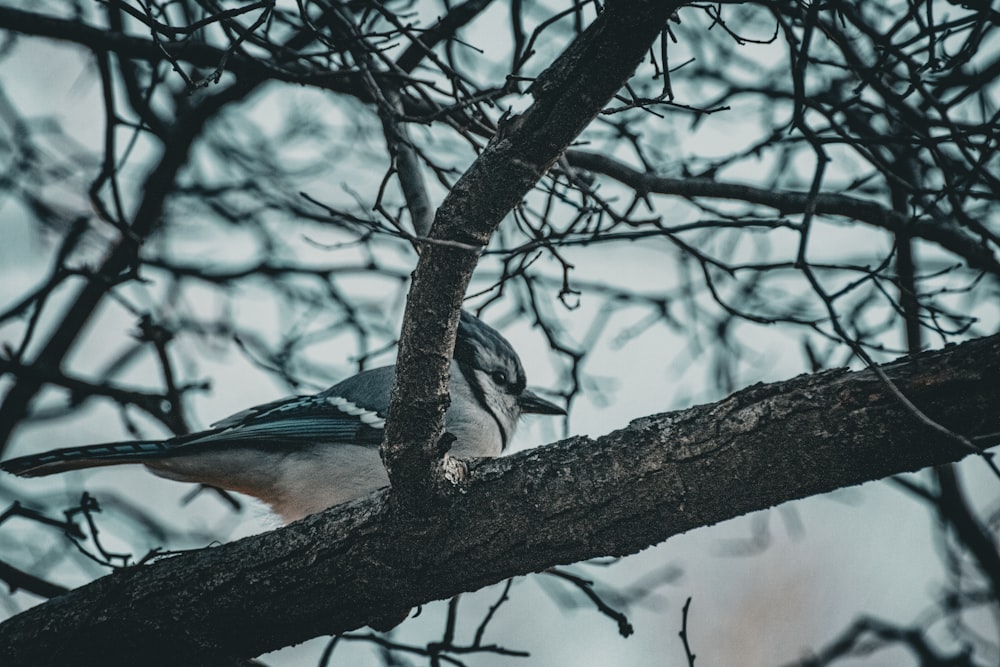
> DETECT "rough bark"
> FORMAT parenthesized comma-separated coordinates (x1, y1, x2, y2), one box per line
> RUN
(2, 333, 998, 666)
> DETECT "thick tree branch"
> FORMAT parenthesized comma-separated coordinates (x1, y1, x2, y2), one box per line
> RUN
(1, 333, 998, 666)
(382, 0, 682, 501)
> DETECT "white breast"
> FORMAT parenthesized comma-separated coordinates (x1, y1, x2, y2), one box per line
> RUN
(147, 445, 388, 523)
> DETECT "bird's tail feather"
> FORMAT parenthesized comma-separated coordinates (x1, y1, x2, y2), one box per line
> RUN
(0, 441, 170, 477)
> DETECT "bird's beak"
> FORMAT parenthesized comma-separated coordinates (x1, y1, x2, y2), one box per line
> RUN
(518, 389, 566, 415)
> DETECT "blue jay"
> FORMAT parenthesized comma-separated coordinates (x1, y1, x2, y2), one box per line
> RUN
(0, 311, 565, 522)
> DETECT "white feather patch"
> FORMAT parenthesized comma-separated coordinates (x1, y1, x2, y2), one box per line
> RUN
(327, 396, 386, 429)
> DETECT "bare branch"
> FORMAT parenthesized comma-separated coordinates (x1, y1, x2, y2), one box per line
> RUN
(565, 150, 1000, 277)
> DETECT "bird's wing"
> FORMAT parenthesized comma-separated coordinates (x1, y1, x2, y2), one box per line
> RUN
(0, 392, 388, 478)
(189, 392, 387, 448)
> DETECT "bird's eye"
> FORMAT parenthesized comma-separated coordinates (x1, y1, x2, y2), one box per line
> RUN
(491, 370, 508, 386)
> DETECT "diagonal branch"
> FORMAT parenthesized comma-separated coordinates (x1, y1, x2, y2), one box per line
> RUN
(1, 333, 997, 665)
(381, 0, 683, 502)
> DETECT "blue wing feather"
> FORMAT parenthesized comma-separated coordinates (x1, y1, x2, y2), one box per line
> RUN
(0, 367, 394, 477)
(180, 392, 386, 450)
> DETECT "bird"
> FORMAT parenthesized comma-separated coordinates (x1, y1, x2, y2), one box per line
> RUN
(0, 311, 565, 523)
